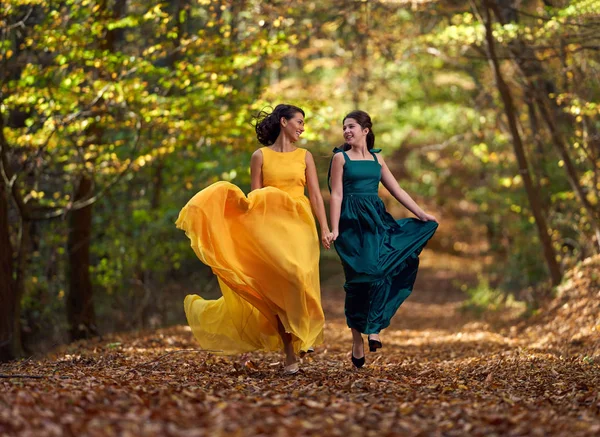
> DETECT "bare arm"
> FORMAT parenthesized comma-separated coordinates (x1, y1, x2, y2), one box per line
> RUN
(329, 153, 345, 240)
(250, 149, 263, 191)
(305, 151, 332, 249)
(379, 155, 438, 222)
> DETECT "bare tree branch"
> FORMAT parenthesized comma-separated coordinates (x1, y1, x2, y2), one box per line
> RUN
(5, 8, 35, 32)
(508, 6, 600, 29)
(28, 116, 143, 220)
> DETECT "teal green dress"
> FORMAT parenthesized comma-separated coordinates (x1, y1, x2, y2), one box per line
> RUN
(329, 147, 438, 334)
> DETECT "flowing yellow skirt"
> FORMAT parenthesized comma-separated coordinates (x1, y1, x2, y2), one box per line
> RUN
(176, 181, 324, 355)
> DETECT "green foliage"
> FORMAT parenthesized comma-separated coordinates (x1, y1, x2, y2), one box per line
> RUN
(410, 0, 600, 292)
(462, 278, 506, 314)
(2, 0, 316, 340)
(462, 277, 524, 315)
(2, 0, 600, 351)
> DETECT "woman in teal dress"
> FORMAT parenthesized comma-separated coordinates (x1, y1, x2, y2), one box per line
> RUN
(329, 110, 438, 368)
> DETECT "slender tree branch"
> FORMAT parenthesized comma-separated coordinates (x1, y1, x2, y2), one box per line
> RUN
(27, 116, 143, 220)
(507, 6, 600, 29)
(419, 134, 467, 152)
(5, 8, 34, 31)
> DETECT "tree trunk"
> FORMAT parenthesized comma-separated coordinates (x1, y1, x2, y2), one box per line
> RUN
(483, 0, 562, 286)
(0, 110, 27, 361)
(524, 95, 551, 212)
(67, 175, 97, 340)
(489, 0, 600, 248)
(582, 116, 600, 215)
(534, 97, 600, 225)
(13, 218, 31, 355)
(0, 175, 17, 361)
(65, 0, 127, 340)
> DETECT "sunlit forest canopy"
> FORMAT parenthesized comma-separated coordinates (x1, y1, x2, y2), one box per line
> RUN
(1, 0, 599, 360)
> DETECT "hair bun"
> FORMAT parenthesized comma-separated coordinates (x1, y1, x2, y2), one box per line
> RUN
(253, 104, 305, 146)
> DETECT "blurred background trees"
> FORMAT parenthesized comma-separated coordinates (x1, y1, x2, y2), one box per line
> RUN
(1, 0, 598, 361)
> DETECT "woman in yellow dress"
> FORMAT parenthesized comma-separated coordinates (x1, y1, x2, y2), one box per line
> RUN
(176, 104, 331, 375)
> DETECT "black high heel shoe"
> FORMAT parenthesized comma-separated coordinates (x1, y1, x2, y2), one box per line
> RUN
(368, 335, 382, 352)
(351, 339, 365, 368)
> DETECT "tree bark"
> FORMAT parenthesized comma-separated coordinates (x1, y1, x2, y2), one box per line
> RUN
(66, 175, 97, 340)
(482, 0, 562, 286)
(0, 108, 28, 360)
(0, 173, 17, 362)
(13, 218, 31, 355)
(489, 0, 600, 248)
(535, 97, 600, 225)
(524, 94, 551, 212)
(65, 0, 127, 340)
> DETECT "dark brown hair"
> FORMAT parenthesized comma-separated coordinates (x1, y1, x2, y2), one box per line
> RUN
(254, 104, 305, 146)
(341, 110, 375, 151)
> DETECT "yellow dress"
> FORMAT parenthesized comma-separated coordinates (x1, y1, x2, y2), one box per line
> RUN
(176, 147, 324, 354)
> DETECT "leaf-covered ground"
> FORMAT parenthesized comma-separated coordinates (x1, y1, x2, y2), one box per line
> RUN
(2, 255, 599, 436)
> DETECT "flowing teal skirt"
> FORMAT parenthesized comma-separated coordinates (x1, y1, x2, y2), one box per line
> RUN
(334, 193, 438, 334)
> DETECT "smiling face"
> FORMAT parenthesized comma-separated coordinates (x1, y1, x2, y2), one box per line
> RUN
(343, 117, 368, 147)
(281, 112, 305, 143)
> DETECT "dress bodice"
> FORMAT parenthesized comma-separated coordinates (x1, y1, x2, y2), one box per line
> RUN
(334, 148, 382, 195)
(261, 147, 307, 198)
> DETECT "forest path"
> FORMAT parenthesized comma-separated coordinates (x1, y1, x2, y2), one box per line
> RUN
(1, 252, 599, 436)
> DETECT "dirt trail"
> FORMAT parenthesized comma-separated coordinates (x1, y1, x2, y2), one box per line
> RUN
(1, 252, 599, 436)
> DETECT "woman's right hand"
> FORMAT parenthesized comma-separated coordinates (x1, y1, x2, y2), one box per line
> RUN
(331, 229, 339, 242)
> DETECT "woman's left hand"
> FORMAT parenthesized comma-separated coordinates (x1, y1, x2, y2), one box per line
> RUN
(321, 232, 333, 249)
(419, 213, 439, 223)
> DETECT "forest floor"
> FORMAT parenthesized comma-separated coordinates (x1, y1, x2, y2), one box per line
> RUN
(1, 252, 599, 436)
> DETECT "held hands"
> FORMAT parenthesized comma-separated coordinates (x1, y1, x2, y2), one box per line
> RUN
(331, 229, 339, 241)
(321, 229, 336, 250)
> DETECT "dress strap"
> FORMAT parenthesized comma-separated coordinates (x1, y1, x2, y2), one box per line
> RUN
(370, 148, 382, 163)
(327, 147, 345, 192)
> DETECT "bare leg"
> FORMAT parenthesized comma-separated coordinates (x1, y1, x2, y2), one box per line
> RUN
(276, 317, 297, 367)
(368, 332, 382, 352)
(368, 333, 381, 342)
(351, 328, 364, 359)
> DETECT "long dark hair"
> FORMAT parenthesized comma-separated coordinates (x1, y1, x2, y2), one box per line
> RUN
(340, 110, 375, 151)
(254, 104, 305, 146)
